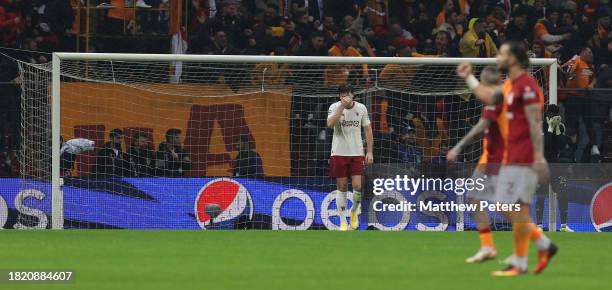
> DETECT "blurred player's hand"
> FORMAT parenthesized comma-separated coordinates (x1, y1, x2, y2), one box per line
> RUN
(533, 155, 550, 185)
(365, 152, 374, 165)
(340, 95, 353, 108)
(446, 148, 459, 162)
(456, 62, 473, 79)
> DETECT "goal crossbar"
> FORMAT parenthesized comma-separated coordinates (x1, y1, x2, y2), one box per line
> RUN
(54, 52, 557, 65)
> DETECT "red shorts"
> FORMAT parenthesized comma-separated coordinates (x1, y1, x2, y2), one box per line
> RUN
(329, 156, 365, 178)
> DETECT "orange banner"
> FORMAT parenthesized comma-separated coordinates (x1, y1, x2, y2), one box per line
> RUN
(60, 82, 291, 177)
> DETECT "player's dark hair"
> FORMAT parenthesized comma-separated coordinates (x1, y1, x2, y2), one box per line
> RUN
(338, 83, 354, 94)
(506, 40, 530, 69)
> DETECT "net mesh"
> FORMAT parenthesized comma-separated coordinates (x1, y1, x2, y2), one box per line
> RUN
(16, 61, 52, 229)
(15, 56, 554, 230)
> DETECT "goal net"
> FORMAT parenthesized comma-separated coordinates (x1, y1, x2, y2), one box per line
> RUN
(12, 54, 557, 231)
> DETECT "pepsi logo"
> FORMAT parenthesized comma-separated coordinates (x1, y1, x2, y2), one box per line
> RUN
(194, 178, 253, 229)
(590, 182, 612, 232)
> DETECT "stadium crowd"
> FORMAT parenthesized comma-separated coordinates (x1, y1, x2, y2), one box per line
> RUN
(1, 0, 612, 177)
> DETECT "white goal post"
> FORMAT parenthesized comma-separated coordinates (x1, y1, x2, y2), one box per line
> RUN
(49, 53, 558, 230)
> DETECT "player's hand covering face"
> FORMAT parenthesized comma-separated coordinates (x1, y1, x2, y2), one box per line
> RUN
(340, 93, 354, 108)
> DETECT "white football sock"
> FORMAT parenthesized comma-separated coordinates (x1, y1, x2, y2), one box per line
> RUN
(536, 234, 551, 251)
(515, 256, 528, 271)
(350, 191, 362, 213)
(336, 191, 348, 225)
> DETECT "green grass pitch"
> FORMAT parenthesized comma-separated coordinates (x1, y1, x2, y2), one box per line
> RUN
(1, 231, 609, 290)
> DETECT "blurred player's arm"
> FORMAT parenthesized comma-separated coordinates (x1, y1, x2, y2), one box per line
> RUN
(525, 103, 544, 158)
(525, 103, 550, 182)
(456, 63, 502, 105)
(447, 118, 492, 162)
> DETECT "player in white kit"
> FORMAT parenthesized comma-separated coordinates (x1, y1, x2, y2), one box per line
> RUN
(327, 84, 374, 231)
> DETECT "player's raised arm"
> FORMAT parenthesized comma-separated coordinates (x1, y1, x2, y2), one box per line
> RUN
(450, 65, 501, 162)
(447, 117, 492, 162)
(456, 62, 503, 106)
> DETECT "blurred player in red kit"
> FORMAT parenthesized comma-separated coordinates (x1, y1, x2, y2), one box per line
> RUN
(457, 41, 558, 276)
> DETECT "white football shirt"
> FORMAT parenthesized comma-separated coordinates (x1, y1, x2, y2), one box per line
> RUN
(327, 101, 371, 156)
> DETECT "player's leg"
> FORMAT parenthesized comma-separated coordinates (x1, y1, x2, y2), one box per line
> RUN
(492, 166, 558, 276)
(501, 212, 557, 267)
(558, 189, 572, 231)
(505, 205, 559, 275)
(490, 204, 532, 276)
(465, 197, 497, 263)
(491, 166, 532, 276)
(349, 174, 362, 229)
(527, 220, 557, 272)
(513, 204, 533, 272)
(534, 184, 547, 228)
(348, 157, 365, 230)
(529, 172, 560, 273)
(554, 175, 573, 232)
(336, 177, 349, 231)
(330, 156, 350, 231)
(465, 170, 497, 263)
(531, 193, 559, 274)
